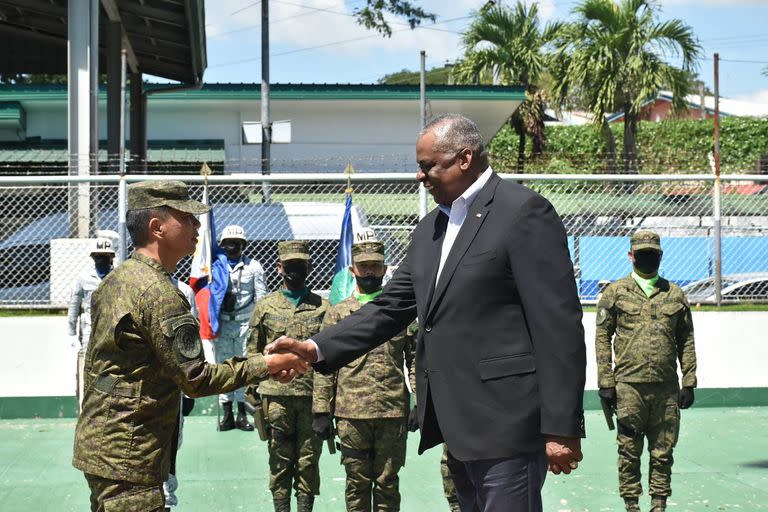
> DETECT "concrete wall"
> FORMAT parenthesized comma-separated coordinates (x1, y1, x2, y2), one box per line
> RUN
(1, 312, 766, 398)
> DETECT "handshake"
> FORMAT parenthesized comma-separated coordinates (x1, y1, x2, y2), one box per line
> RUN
(262, 336, 319, 383)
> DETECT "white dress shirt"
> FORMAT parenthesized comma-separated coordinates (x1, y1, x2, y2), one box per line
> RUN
(435, 167, 493, 282)
(311, 167, 494, 362)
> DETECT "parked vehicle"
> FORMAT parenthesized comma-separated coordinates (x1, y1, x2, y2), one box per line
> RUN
(682, 273, 768, 303)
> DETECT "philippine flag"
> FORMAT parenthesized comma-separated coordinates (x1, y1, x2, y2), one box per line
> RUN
(328, 192, 356, 305)
(189, 187, 229, 339)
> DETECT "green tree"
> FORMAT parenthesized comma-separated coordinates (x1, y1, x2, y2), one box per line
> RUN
(377, 65, 453, 85)
(452, 1, 562, 172)
(354, 0, 436, 37)
(551, 0, 701, 173)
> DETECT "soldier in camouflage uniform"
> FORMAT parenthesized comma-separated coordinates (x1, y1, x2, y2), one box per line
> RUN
(72, 181, 308, 512)
(248, 240, 329, 512)
(312, 240, 416, 512)
(439, 445, 460, 512)
(594, 230, 697, 512)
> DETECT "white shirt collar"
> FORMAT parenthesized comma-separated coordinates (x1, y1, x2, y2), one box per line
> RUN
(438, 166, 493, 216)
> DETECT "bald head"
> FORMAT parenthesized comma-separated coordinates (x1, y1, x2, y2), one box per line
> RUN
(419, 113, 489, 170)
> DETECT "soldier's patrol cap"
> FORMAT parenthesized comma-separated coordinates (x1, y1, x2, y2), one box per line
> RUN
(352, 241, 385, 263)
(128, 180, 210, 214)
(631, 230, 663, 252)
(278, 240, 310, 261)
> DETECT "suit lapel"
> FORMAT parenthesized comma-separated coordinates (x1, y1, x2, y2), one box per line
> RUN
(427, 174, 500, 317)
(420, 211, 448, 317)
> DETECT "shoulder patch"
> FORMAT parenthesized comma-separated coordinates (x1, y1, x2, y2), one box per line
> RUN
(596, 308, 609, 325)
(162, 314, 202, 361)
(175, 323, 202, 360)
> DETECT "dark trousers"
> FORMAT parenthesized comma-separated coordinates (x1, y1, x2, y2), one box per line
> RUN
(445, 449, 548, 512)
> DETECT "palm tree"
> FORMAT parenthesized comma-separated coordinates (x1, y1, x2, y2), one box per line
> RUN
(551, 0, 701, 173)
(452, 2, 562, 172)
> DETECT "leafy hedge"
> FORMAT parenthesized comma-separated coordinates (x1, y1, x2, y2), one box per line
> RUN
(488, 117, 768, 174)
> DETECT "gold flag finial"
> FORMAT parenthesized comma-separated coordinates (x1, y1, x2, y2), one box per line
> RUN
(200, 162, 212, 187)
(344, 162, 354, 194)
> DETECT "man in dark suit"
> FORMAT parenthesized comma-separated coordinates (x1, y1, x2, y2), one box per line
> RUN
(269, 113, 586, 511)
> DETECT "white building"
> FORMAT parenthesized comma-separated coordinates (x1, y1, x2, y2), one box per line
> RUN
(0, 83, 525, 174)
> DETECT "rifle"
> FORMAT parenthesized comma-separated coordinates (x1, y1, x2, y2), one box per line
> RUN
(244, 389, 270, 441)
(326, 379, 337, 455)
(600, 396, 616, 431)
(326, 422, 337, 454)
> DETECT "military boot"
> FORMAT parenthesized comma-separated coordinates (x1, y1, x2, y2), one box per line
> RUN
(273, 497, 290, 512)
(650, 496, 667, 511)
(296, 494, 314, 512)
(236, 401, 255, 431)
(218, 401, 235, 431)
(624, 498, 641, 512)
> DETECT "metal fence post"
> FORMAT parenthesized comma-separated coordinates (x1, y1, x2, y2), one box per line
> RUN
(713, 175, 722, 305)
(118, 175, 127, 264)
(418, 186, 428, 220)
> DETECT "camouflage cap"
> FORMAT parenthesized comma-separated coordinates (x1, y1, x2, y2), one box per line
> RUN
(631, 230, 662, 252)
(278, 240, 310, 261)
(352, 241, 385, 263)
(128, 180, 210, 214)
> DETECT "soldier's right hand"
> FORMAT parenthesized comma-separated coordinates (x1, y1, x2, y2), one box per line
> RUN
(265, 336, 319, 363)
(312, 413, 334, 440)
(598, 387, 617, 409)
(407, 406, 419, 432)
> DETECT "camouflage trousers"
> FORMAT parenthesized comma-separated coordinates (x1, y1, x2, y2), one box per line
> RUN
(615, 381, 680, 498)
(440, 445, 461, 512)
(265, 395, 323, 499)
(84, 473, 165, 512)
(337, 417, 407, 512)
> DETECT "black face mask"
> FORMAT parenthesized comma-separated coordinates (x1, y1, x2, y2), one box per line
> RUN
(221, 240, 243, 261)
(633, 251, 661, 275)
(356, 275, 384, 294)
(283, 262, 308, 289)
(93, 255, 113, 276)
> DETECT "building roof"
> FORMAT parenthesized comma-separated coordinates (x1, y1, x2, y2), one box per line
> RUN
(0, 83, 526, 103)
(0, 0, 207, 84)
(607, 90, 768, 122)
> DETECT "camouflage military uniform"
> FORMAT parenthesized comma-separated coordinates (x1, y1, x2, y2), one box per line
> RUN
(73, 181, 272, 512)
(595, 232, 697, 502)
(440, 445, 460, 512)
(247, 241, 329, 507)
(311, 239, 416, 512)
(313, 292, 416, 512)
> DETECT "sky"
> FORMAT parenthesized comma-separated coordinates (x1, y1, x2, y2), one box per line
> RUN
(193, 0, 768, 102)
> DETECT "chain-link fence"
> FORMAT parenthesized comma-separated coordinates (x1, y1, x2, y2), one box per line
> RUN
(1, 173, 766, 307)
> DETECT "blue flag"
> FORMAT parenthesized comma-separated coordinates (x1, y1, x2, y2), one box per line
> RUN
(207, 211, 229, 336)
(329, 193, 356, 305)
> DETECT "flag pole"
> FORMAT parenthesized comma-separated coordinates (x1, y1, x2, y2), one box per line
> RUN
(200, 162, 212, 205)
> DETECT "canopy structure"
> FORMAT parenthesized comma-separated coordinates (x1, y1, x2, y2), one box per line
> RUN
(0, 0, 207, 237)
(0, 0, 206, 84)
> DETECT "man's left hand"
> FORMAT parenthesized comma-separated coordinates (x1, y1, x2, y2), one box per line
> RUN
(546, 436, 583, 475)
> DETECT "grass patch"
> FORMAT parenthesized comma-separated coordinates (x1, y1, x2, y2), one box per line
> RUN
(0, 308, 66, 317)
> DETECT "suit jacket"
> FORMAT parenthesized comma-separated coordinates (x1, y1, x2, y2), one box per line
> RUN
(314, 173, 586, 460)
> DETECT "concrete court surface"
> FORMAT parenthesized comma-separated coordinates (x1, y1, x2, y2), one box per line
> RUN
(0, 407, 766, 511)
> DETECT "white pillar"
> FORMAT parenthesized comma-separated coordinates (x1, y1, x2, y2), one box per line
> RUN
(68, 0, 91, 238)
